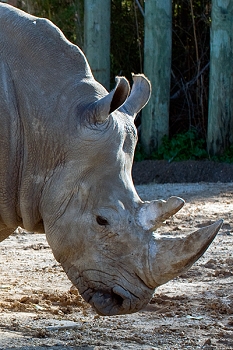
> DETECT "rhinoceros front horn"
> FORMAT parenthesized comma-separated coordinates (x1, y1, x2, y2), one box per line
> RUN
(148, 219, 223, 287)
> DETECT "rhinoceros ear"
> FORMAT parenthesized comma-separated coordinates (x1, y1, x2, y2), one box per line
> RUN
(119, 73, 151, 118)
(90, 76, 130, 124)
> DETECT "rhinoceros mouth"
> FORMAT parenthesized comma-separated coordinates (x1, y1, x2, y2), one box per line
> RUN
(81, 285, 151, 316)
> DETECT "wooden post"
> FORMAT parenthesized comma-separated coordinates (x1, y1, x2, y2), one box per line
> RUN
(207, 0, 233, 156)
(141, 0, 172, 155)
(84, 0, 111, 90)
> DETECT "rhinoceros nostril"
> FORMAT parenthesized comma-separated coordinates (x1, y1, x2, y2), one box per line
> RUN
(89, 288, 130, 316)
(111, 290, 124, 307)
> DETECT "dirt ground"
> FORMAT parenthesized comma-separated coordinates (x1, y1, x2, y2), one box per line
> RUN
(0, 161, 233, 349)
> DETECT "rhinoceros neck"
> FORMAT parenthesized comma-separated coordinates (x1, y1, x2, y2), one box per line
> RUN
(0, 5, 94, 232)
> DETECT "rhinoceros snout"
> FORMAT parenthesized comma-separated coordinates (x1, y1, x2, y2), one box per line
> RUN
(82, 285, 151, 316)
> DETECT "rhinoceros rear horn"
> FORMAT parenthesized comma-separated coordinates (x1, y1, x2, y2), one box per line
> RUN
(137, 196, 185, 231)
(90, 76, 130, 124)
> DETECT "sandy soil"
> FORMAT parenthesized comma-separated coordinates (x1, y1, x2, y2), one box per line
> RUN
(0, 182, 233, 349)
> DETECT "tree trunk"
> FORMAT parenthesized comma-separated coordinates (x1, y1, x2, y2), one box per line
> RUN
(141, 0, 172, 155)
(207, 0, 233, 156)
(84, 0, 110, 90)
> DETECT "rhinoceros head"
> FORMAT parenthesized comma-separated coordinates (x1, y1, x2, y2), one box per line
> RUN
(40, 74, 222, 316)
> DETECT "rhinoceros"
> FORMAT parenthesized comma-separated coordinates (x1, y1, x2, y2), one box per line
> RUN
(0, 3, 222, 316)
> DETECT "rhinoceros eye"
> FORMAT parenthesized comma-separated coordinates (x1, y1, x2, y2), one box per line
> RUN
(96, 216, 109, 226)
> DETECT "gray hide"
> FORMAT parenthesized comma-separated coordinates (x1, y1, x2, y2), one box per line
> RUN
(0, 4, 222, 316)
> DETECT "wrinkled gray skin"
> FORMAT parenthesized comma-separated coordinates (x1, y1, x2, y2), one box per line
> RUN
(0, 4, 222, 316)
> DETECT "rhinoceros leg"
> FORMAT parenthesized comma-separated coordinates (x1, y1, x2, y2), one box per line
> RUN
(0, 224, 14, 242)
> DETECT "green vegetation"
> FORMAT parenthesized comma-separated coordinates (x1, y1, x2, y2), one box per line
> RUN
(212, 145, 233, 164)
(152, 130, 208, 162)
(135, 129, 207, 162)
(135, 129, 233, 163)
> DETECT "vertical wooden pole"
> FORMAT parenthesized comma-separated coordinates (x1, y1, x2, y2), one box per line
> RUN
(207, 0, 233, 155)
(141, 0, 172, 155)
(84, 0, 111, 90)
